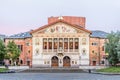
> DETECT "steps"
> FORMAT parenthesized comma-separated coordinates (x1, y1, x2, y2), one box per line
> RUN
(20, 68, 86, 73)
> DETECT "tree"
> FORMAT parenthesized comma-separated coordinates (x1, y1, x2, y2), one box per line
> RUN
(5, 41, 20, 65)
(0, 39, 6, 61)
(105, 31, 120, 66)
(117, 32, 120, 61)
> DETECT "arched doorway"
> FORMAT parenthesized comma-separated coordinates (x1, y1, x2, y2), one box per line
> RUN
(63, 56, 71, 67)
(20, 60, 23, 65)
(51, 56, 58, 67)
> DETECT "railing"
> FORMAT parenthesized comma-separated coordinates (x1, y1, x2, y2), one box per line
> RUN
(43, 49, 79, 53)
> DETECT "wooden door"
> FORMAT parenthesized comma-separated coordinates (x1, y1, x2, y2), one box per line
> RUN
(51, 56, 58, 67)
(93, 61, 96, 66)
(63, 56, 70, 67)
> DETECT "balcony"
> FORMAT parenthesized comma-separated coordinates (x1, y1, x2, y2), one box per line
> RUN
(43, 49, 79, 53)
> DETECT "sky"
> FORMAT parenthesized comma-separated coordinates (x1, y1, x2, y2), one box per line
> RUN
(0, 0, 120, 35)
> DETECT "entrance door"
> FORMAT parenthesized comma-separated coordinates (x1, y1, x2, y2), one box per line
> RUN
(63, 56, 70, 67)
(93, 61, 96, 66)
(27, 61, 30, 66)
(51, 56, 58, 67)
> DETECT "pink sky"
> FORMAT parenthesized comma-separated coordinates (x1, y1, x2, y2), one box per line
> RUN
(0, 0, 120, 35)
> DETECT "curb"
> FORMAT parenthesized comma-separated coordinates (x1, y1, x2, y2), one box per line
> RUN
(91, 71, 120, 75)
(0, 70, 16, 74)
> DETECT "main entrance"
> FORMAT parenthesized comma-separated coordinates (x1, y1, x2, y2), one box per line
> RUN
(63, 56, 71, 67)
(51, 56, 59, 67)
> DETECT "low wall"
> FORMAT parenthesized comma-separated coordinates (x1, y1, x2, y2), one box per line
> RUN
(0, 66, 29, 70)
(79, 66, 108, 69)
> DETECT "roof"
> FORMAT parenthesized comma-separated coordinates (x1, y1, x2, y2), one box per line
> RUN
(6, 32, 32, 39)
(0, 34, 6, 40)
(30, 20, 91, 34)
(91, 30, 108, 38)
(4, 30, 108, 39)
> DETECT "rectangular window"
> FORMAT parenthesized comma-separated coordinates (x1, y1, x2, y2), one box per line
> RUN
(43, 42, 47, 49)
(54, 38, 58, 49)
(64, 38, 68, 49)
(18, 45, 23, 52)
(48, 38, 52, 49)
(69, 38, 73, 49)
(102, 46, 104, 51)
(43, 38, 47, 49)
(59, 38, 63, 48)
(74, 38, 79, 49)
(92, 42, 98, 46)
(26, 42, 30, 46)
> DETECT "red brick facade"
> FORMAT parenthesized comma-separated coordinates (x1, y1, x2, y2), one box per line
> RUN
(48, 16, 86, 28)
(5, 38, 32, 67)
(90, 38, 106, 66)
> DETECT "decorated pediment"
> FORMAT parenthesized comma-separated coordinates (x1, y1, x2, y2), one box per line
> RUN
(40, 23, 78, 33)
(31, 21, 91, 35)
(45, 23, 77, 33)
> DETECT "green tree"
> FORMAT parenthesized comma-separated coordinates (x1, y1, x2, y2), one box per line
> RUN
(0, 39, 6, 61)
(117, 32, 120, 61)
(5, 41, 20, 65)
(105, 31, 120, 66)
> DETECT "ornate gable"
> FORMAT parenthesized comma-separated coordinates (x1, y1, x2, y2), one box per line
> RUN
(44, 22, 77, 33)
(31, 20, 91, 35)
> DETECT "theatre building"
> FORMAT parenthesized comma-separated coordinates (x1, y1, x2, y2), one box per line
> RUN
(5, 16, 108, 68)
(31, 16, 91, 68)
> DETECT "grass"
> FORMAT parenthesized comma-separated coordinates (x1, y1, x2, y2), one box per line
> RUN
(97, 67, 120, 73)
(0, 68, 8, 72)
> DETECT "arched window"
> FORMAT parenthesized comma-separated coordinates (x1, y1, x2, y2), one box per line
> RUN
(82, 38, 86, 45)
(20, 60, 23, 64)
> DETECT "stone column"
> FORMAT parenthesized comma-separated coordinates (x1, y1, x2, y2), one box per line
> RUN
(58, 57, 63, 68)
(47, 38, 48, 53)
(68, 38, 69, 52)
(52, 38, 54, 52)
(73, 38, 75, 52)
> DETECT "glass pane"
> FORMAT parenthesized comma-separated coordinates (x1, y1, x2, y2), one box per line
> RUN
(75, 42, 78, 49)
(48, 38, 52, 42)
(75, 38, 79, 42)
(54, 38, 57, 42)
(43, 42, 47, 49)
(48, 42, 52, 49)
(54, 42, 58, 49)
(64, 38, 68, 42)
(64, 42, 68, 49)
(69, 38, 73, 42)
(43, 38, 47, 42)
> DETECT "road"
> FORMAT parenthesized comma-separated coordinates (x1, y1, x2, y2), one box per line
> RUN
(0, 73, 120, 80)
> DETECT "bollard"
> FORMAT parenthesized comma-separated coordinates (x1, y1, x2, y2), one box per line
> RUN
(88, 69, 91, 73)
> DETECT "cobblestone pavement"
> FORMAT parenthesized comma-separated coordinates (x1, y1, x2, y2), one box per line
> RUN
(0, 73, 120, 80)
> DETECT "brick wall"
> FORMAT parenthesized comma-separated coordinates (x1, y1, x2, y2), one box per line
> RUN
(48, 16, 86, 28)
(5, 38, 32, 67)
(90, 37, 106, 66)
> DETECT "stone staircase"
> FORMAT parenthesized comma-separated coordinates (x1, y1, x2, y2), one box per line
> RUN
(20, 68, 86, 73)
